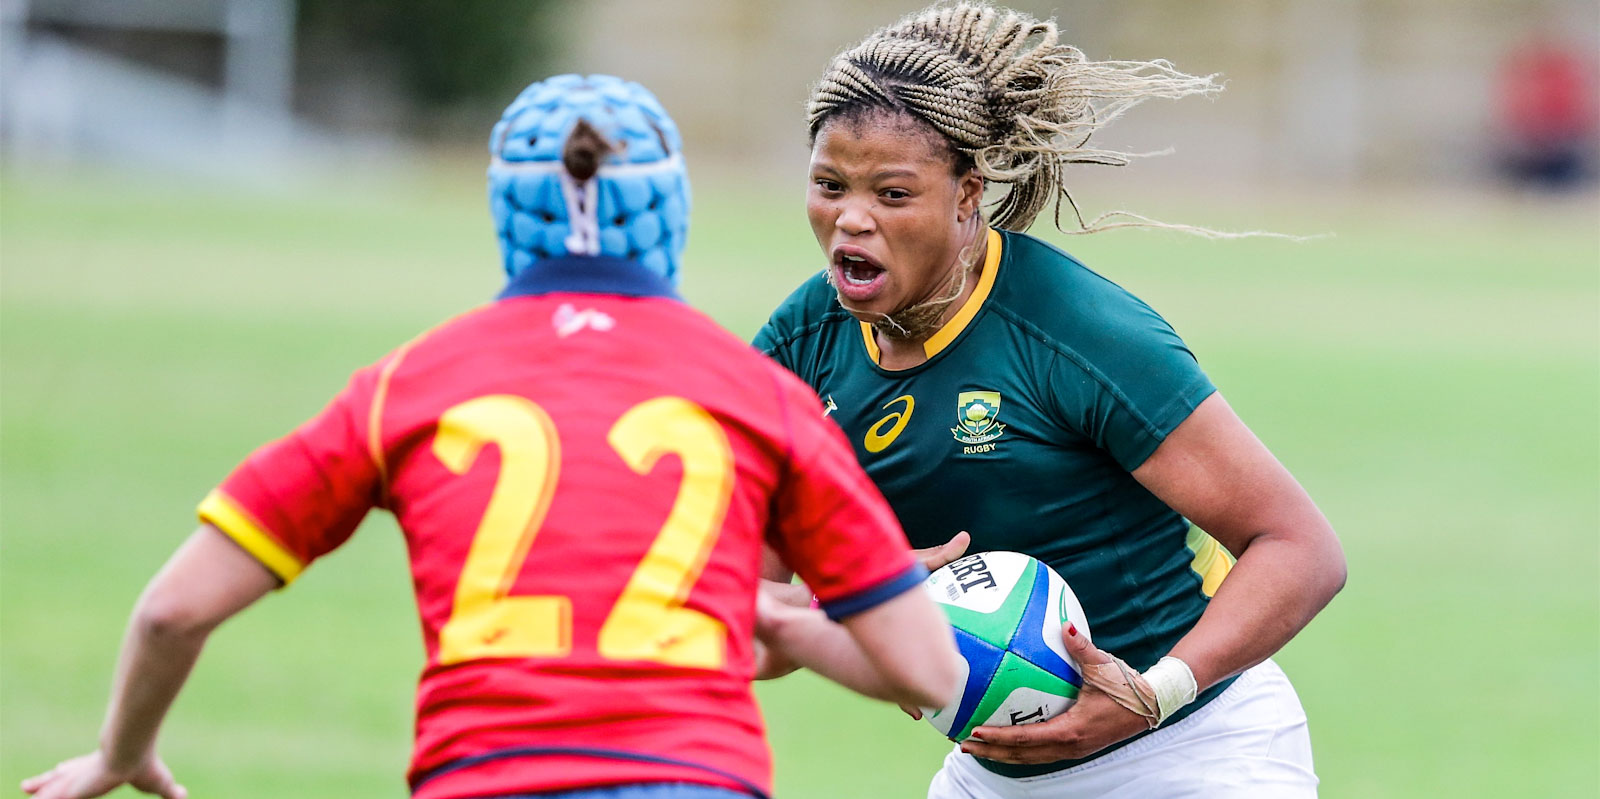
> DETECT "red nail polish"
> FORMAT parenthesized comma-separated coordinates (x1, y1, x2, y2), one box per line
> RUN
(970, 730, 985, 740)
(1067, 623, 1078, 637)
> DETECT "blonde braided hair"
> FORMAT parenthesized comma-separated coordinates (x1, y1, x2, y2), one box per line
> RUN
(808, 2, 1222, 234)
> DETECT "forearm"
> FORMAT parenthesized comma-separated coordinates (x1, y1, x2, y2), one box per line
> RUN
(1168, 531, 1345, 691)
(96, 526, 280, 768)
(97, 605, 212, 770)
(1129, 394, 1347, 693)
(757, 605, 907, 701)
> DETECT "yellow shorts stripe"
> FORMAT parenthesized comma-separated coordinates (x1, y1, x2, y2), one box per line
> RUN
(198, 490, 305, 585)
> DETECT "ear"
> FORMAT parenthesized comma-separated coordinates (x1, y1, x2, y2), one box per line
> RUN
(954, 169, 984, 223)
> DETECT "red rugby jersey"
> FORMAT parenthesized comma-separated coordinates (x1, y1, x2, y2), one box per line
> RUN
(197, 257, 924, 799)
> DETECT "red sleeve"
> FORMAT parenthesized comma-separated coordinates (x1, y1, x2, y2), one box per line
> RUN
(764, 367, 925, 620)
(197, 364, 383, 585)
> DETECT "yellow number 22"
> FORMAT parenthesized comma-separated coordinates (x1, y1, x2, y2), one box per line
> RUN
(432, 395, 733, 669)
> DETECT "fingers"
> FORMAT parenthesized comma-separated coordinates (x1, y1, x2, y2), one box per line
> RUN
(962, 691, 1151, 764)
(917, 531, 972, 571)
(1062, 623, 1112, 666)
(18, 752, 171, 799)
(22, 756, 84, 798)
(959, 729, 1058, 765)
(965, 715, 1052, 748)
(20, 764, 59, 794)
(958, 741, 1030, 764)
(143, 774, 187, 799)
(132, 759, 187, 799)
(898, 703, 923, 720)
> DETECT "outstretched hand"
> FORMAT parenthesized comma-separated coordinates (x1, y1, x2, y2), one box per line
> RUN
(913, 531, 971, 572)
(21, 751, 186, 799)
(957, 624, 1151, 764)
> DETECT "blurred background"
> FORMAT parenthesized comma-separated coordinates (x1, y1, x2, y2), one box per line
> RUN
(2, 1, 1596, 797)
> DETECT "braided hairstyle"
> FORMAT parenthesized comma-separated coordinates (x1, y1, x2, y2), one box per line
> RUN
(808, 2, 1220, 234)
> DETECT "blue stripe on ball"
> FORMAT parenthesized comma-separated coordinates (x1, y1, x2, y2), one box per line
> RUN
(1006, 564, 1082, 685)
(945, 628, 1006, 741)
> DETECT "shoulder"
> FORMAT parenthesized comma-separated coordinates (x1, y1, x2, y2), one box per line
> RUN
(753, 270, 853, 355)
(990, 230, 1191, 365)
(994, 231, 1171, 338)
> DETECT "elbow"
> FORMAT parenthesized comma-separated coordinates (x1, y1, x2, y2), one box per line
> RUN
(891, 642, 963, 710)
(1325, 554, 1348, 603)
(1320, 531, 1348, 602)
(904, 672, 961, 712)
(1297, 535, 1347, 617)
(132, 590, 219, 643)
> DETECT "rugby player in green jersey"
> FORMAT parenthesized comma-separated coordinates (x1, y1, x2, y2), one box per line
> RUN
(754, 4, 1347, 797)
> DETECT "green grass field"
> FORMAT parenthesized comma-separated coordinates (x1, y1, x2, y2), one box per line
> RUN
(2, 163, 1596, 798)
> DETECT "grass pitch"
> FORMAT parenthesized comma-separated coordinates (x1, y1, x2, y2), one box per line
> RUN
(1, 164, 1595, 798)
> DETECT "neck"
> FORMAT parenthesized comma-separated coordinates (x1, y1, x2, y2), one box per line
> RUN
(874, 225, 989, 369)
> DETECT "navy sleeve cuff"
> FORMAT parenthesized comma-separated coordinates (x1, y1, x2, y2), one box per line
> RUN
(821, 562, 929, 622)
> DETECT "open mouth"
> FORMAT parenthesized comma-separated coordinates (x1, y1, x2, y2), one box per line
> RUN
(831, 247, 887, 302)
(840, 254, 884, 285)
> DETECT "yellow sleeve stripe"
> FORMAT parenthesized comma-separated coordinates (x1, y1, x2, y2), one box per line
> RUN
(198, 490, 305, 586)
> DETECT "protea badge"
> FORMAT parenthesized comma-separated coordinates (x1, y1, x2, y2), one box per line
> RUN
(952, 390, 1006, 445)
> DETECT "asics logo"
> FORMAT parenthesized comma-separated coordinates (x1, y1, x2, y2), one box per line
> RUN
(552, 303, 616, 338)
(864, 395, 915, 453)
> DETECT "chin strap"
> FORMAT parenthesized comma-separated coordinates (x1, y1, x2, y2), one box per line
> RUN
(1080, 655, 1198, 729)
(557, 170, 601, 256)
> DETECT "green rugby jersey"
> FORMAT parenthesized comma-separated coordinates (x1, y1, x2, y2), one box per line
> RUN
(755, 228, 1238, 775)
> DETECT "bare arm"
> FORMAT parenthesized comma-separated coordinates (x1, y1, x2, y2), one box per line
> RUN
(22, 526, 280, 799)
(1134, 392, 1346, 690)
(755, 585, 960, 708)
(755, 533, 971, 682)
(962, 392, 1345, 764)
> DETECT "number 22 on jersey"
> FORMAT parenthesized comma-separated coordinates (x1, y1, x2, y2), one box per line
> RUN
(431, 395, 733, 669)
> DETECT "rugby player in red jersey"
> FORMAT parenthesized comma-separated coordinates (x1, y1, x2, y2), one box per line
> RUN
(21, 75, 960, 799)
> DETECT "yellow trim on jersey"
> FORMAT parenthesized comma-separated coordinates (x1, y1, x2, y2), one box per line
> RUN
(368, 337, 422, 505)
(366, 305, 488, 507)
(859, 227, 1003, 365)
(860, 321, 881, 363)
(1185, 528, 1235, 597)
(198, 490, 305, 585)
(922, 227, 1003, 358)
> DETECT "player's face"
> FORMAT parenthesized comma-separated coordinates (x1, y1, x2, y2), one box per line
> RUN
(807, 113, 983, 325)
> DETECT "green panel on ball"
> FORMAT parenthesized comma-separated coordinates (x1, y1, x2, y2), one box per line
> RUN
(938, 559, 1038, 650)
(953, 650, 1081, 741)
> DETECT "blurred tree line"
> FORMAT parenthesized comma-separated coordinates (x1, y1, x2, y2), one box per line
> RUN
(296, 0, 564, 136)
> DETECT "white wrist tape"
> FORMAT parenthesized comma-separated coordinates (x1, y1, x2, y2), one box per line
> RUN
(1142, 656, 1198, 724)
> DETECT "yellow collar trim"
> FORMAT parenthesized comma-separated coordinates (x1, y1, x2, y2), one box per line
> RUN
(861, 227, 1003, 365)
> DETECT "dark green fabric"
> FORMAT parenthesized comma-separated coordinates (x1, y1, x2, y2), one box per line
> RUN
(754, 230, 1235, 775)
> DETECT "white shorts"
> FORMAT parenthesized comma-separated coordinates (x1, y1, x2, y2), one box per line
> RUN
(926, 659, 1318, 799)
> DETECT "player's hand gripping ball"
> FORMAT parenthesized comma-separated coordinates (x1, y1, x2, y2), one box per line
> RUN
(920, 551, 1090, 742)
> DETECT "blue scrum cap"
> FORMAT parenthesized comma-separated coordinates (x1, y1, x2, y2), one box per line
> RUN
(488, 74, 691, 284)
